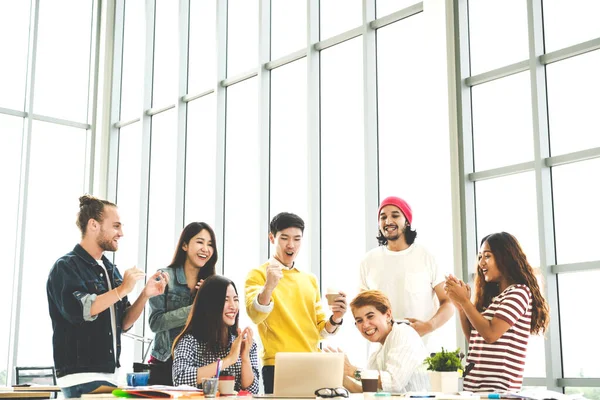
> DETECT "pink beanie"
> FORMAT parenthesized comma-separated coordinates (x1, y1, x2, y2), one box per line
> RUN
(378, 196, 412, 225)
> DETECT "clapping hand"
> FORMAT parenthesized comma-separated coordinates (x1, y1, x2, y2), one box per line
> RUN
(240, 327, 254, 361)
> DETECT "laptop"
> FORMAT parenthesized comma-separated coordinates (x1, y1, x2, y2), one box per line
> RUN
(255, 352, 345, 398)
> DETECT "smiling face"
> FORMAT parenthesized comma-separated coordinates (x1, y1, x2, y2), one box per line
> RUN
(222, 284, 239, 327)
(378, 205, 407, 243)
(269, 227, 303, 267)
(478, 240, 503, 284)
(353, 305, 393, 345)
(96, 206, 123, 252)
(182, 229, 214, 269)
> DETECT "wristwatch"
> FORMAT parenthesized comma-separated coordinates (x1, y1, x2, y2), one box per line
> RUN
(329, 315, 343, 326)
(354, 368, 362, 381)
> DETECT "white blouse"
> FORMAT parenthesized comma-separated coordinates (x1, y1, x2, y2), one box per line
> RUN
(367, 323, 431, 393)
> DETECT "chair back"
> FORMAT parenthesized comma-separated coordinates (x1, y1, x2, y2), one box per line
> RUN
(15, 366, 57, 385)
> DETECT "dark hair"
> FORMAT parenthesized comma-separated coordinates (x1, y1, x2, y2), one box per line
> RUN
(172, 275, 239, 353)
(474, 232, 549, 335)
(169, 222, 218, 281)
(76, 194, 116, 237)
(269, 212, 305, 235)
(376, 223, 417, 246)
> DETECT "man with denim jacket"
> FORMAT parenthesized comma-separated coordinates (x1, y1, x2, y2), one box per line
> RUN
(47, 195, 169, 398)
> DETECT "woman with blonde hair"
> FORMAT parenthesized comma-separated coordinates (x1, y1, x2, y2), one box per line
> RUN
(326, 290, 429, 393)
(445, 232, 550, 392)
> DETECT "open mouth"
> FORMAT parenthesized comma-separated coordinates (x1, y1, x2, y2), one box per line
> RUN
(224, 312, 237, 319)
(285, 251, 294, 256)
(364, 328, 377, 336)
(384, 225, 397, 233)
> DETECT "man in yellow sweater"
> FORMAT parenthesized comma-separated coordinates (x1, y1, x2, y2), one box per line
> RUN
(245, 212, 347, 393)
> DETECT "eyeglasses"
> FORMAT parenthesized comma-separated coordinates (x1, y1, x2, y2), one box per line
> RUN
(314, 387, 349, 398)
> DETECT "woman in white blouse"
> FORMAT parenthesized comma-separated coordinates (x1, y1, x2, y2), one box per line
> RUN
(328, 290, 430, 393)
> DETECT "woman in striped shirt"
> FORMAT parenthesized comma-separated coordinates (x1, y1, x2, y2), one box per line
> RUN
(445, 232, 549, 392)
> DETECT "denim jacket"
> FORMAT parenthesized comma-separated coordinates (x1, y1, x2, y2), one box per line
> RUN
(148, 265, 195, 361)
(46, 244, 131, 378)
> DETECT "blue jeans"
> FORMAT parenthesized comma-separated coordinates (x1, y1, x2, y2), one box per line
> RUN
(61, 380, 116, 398)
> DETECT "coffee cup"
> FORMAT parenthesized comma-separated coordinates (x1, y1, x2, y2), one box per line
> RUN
(325, 288, 339, 306)
(361, 370, 379, 393)
(126, 371, 149, 387)
(218, 375, 236, 395)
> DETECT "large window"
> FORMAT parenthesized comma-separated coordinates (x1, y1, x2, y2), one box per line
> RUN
(456, 0, 600, 393)
(1, 0, 97, 385)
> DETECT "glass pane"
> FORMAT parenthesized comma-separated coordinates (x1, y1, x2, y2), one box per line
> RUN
(523, 322, 546, 377)
(0, 115, 23, 385)
(185, 95, 217, 227)
(0, 0, 30, 110)
(468, 0, 529, 75)
(224, 78, 259, 328)
(270, 59, 309, 267)
(552, 158, 600, 265)
(18, 121, 87, 366)
(543, 1, 600, 53)
(471, 72, 534, 171)
(34, 0, 93, 122)
(147, 110, 179, 272)
(475, 172, 540, 268)
(114, 123, 144, 374)
(114, 123, 143, 270)
(188, 0, 216, 94)
(377, 14, 456, 352)
(152, 0, 178, 106)
(227, 0, 258, 77)
(320, 37, 367, 367)
(546, 50, 600, 156)
(120, 0, 144, 120)
(320, 0, 362, 40)
(566, 387, 600, 400)
(271, 0, 306, 60)
(376, 0, 421, 18)
(560, 271, 600, 378)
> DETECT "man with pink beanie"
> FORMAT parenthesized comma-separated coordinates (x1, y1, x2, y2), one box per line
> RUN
(358, 196, 453, 349)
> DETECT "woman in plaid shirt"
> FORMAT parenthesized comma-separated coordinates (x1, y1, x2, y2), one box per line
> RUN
(172, 275, 260, 393)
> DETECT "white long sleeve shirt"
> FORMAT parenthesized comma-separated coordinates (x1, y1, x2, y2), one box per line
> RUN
(367, 323, 431, 393)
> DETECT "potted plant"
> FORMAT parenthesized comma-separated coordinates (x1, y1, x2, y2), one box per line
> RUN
(423, 348, 465, 393)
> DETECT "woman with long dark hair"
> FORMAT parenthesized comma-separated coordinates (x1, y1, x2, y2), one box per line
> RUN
(172, 275, 259, 393)
(445, 232, 549, 392)
(147, 222, 218, 385)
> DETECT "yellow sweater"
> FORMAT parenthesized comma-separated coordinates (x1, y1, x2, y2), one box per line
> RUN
(245, 262, 327, 366)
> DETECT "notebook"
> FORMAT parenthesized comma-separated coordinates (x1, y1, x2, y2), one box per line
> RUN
(254, 352, 345, 399)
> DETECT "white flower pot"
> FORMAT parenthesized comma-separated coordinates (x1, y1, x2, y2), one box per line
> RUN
(428, 371, 461, 393)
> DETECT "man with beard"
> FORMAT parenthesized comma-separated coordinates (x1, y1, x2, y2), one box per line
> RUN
(47, 195, 169, 398)
(245, 212, 348, 394)
(358, 196, 453, 349)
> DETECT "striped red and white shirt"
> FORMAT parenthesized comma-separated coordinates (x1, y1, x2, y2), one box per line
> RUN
(463, 284, 532, 393)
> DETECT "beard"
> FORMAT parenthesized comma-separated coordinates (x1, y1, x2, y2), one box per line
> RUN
(383, 225, 404, 241)
(97, 229, 118, 252)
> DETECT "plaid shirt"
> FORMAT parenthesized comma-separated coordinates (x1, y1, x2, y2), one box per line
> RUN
(172, 333, 260, 394)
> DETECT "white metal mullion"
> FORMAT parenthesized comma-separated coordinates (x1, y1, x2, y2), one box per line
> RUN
(362, 0, 379, 252)
(257, 0, 271, 263)
(174, 0, 190, 228)
(86, 0, 102, 194)
(214, 0, 228, 275)
(307, 0, 321, 280)
(452, 0, 477, 352)
(526, 0, 562, 391)
(8, 0, 39, 386)
(107, 0, 124, 204)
